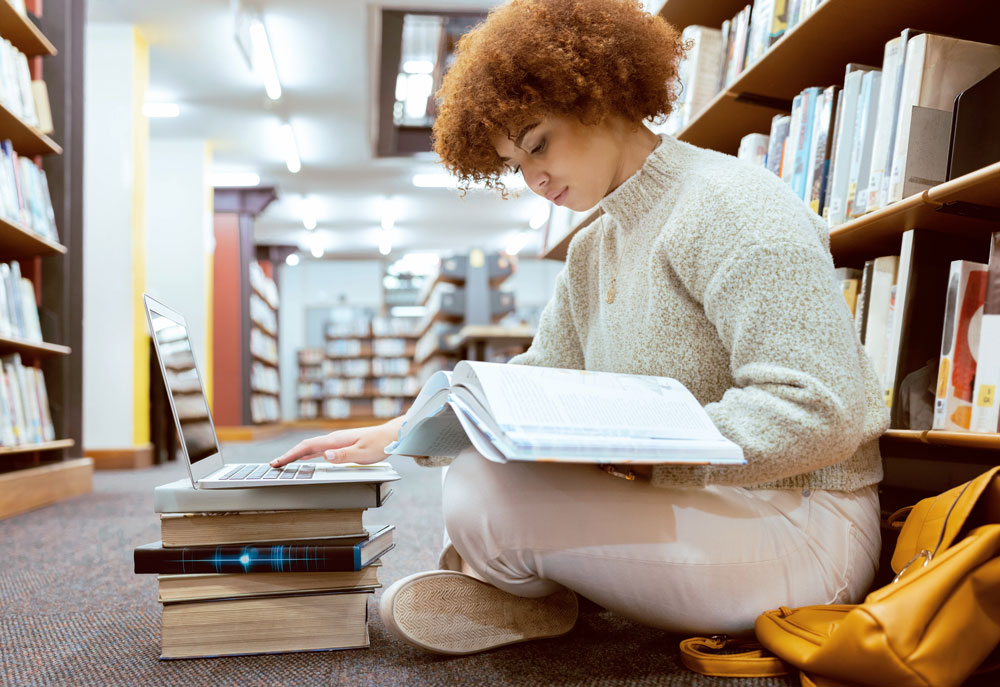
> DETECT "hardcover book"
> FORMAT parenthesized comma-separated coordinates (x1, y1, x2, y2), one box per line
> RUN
(160, 508, 367, 548)
(160, 590, 371, 659)
(153, 476, 394, 514)
(157, 565, 381, 603)
(134, 525, 394, 574)
(933, 261, 989, 431)
(386, 361, 746, 465)
(970, 232, 1000, 432)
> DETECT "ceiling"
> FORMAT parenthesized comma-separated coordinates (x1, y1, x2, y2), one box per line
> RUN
(86, 0, 549, 259)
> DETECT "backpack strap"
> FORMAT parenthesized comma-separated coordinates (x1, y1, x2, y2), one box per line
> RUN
(679, 636, 790, 678)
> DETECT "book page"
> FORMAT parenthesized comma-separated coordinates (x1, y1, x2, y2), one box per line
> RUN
(458, 362, 724, 441)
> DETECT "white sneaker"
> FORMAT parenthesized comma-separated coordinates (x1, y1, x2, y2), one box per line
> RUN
(378, 570, 578, 655)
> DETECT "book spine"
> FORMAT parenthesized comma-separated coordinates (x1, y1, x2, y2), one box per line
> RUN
(933, 261, 989, 431)
(850, 70, 881, 217)
(866, 36, 903, 213)
(970, 233, 1000, 432)
(134, 542, 363, 575)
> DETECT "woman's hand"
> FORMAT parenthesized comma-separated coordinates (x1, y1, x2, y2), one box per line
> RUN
(270, 416, 404, 468)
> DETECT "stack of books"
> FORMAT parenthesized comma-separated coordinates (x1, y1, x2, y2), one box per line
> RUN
(134, 467, 399, 659)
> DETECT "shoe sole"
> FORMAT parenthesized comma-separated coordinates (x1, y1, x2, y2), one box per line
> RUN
(380, 571, 578, 655)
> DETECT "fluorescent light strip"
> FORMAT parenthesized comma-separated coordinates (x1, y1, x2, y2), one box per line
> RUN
(280, 123, 301, 173)
(249, 18, 282, 100)
(142, 102, 179, 118)
(211, 172, 261, 187)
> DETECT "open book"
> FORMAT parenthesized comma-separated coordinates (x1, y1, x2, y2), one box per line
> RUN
(385, 361, 745, 465)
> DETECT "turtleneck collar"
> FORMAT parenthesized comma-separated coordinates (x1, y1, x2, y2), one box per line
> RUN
(598, 134, 690, 231)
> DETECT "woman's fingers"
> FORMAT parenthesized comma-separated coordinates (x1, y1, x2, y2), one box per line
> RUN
(270, 432, 354, 467)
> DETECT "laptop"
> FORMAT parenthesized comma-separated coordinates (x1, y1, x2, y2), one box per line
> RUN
(144, 293, 398, 489)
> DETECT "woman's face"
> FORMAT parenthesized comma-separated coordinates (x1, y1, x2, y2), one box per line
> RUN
(491, 114, 629, 212)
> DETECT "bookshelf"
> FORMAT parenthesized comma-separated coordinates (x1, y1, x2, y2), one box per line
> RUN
(297, 314, 420, 424)
(543, 0, 1000, 260)
(1, 0, 90, 520)
(541, 0, 1000, 469)
(247, 260, 280, 425)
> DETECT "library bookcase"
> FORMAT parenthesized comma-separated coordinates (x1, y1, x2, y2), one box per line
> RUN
(0, 0, 90, 520)
(542, 0, 1000, 481)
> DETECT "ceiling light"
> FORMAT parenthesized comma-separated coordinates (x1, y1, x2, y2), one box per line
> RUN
(210, 171, 260, 187)
(249, 17, 281, 100)
(310, 243, 324, 258)
(378, 229, 392, 256)
(280, 123, 300, 173)
(285, 253, 300, 266)
(142, 102, 179, 118)
(529, 203, 551, 229)
(380, 197, 398, 231)
(301, 197, 318, 230)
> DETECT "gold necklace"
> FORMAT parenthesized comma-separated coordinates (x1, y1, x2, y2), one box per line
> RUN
(603, 222, 632, 305)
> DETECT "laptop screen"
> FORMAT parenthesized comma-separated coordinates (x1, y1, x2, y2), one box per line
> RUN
(148, 308, 220, 465)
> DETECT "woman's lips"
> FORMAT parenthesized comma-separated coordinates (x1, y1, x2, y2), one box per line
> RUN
(552, 187, 568, 205)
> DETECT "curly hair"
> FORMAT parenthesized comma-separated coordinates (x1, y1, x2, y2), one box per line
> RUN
(432, 0, 685, 194)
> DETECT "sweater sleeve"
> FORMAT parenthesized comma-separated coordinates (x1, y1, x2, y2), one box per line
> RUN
(652, 238, 884, 488)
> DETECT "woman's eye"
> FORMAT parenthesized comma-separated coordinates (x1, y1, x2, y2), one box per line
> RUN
(532, 140, 546, 155)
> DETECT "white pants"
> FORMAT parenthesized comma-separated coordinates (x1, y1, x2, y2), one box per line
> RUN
(439, 449, 881, 636)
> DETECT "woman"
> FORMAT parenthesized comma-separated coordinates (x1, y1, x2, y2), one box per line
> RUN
(271, 0, 888, 655)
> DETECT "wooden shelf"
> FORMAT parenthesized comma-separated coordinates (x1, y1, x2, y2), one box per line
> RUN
(250, 320, 277, 337)
(249, 282, 278, 311)
(250, 351, 278, 367)
(0, 335, 71, 357)
(669, 0, 999, 156)
(0, 216, 65, 261)
(447, 324, 535, 349)
(325, 333, 372, 340)
(0, 101, 61, 156)
(250, 389, 280, 398)
(830, 161, 1000, 265)
(656, 0, 747, 31)
(883, 429, 1000, 451)
(0, 1, 57, 57)
(0, 438, 75, 455)
(0, 457, 91, 520)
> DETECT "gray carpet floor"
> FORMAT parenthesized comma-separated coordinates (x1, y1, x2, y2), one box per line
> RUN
(0, 430, 799, 686)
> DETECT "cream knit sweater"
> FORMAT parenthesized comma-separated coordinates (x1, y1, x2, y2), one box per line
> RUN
(421, 133, 888, 491)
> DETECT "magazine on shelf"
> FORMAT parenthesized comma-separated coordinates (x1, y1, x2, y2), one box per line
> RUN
(385, 361, 745, 465)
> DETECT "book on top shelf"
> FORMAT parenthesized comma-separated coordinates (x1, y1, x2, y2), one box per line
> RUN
(970, 232, 1000, 433)
(887, 33, 1000, 205)
(387, 361, 745, 465)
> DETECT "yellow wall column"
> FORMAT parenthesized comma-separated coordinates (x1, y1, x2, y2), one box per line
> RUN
(132, 29, 150, 446)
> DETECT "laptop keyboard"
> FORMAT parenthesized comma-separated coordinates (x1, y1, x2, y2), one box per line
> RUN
(217, 463, 316, 481)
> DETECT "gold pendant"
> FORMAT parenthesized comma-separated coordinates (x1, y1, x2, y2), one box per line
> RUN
(606, 279, 616, 304)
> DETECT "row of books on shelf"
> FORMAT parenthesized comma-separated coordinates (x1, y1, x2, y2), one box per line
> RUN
(839, 230, 1000, 434)
(249, 293, 277, 335)
(0, 260, 43, 342)
(732, 31, 1000, 224)
(660, 0, 827, 136)
(248, 260, 279, 310)
(0, 140, 59, 242)
(299, 359, 413, 382)
(0, 353, 55, 447)
(298, 376, 420, 398)
(249, 326, 277, 366)
(0, 38, 54, 134)
(325, 316, 421, 338)
(250, 394, 279, 424)
(298, 397, 407, 420)
(249, 362, 279, 396)
(326, 338, 412, 358)
(137, 467, 399, 658)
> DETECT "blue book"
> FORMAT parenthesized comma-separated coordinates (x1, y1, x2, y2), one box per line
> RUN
(134, 525, 394, 574)
(792, 86, 822, 199)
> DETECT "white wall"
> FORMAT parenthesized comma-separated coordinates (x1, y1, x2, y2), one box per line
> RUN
(145, 140, 212, 373)
(82, 24, 139, 448)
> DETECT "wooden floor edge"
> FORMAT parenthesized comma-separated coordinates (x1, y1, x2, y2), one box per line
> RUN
(0, 457, 94, 520)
